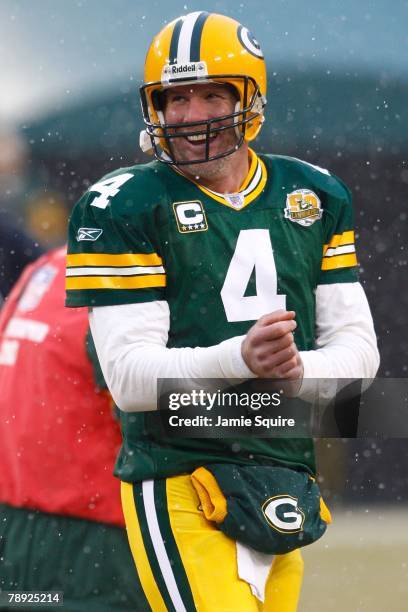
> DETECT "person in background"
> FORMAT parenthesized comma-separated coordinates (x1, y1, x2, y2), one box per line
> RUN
(0, 211, 44, 304)
(0, 127, 44, 303)
(0, 246, 148, 611)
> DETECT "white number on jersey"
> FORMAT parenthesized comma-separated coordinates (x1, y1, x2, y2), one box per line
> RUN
(221, 229, 286, 322)
(89, 173, 134, 209)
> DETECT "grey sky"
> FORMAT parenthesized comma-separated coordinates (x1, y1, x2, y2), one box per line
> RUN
(1, 0, 407, 122)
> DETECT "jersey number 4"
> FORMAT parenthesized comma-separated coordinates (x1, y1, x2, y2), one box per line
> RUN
(87, 177, 286, 323)
(221, 229, 286, 322)
(89, 173, 134, 209)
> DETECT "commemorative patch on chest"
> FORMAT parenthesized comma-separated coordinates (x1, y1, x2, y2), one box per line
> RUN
(173, 200, 208, 233)
(284, 189, 322, 227)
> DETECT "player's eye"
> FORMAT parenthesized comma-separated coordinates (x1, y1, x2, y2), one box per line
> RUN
(166, 94, 185, 106)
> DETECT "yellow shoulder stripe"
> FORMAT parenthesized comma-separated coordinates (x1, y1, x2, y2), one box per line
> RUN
(323, 230, 354, 254)
(66, 252, 163, 267)
(321, 253, 357, 270)
(66, 274, 166, 291)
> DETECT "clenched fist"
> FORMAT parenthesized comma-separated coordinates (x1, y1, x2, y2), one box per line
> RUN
(241, 310, 304, 380)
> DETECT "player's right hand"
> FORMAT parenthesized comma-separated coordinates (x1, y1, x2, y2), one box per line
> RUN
(241, 310, 304, 380)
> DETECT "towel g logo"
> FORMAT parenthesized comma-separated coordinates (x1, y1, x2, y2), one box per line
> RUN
(262, 495, 305, 533)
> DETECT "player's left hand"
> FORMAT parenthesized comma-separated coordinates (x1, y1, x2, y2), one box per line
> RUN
(241, 309, 304, 396)
(241, 310, 303, 379)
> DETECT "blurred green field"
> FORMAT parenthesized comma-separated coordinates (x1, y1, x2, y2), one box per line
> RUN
(299, 507, 408, 611)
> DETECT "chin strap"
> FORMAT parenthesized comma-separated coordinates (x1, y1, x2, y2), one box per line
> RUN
(139, 130, 154, 154)
(234, 101, 242, 138)
(235, 93, 266, 140)
(140, 108, 167, 155)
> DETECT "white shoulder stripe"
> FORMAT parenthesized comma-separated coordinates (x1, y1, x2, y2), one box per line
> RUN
(142, 480, 188, 612)
(324, 245, 355, 258)
(66, 266, 165, 277)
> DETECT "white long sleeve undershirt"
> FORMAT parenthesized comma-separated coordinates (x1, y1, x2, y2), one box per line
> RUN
(89, 282, 379, 412)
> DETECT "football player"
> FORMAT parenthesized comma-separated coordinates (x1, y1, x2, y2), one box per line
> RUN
(66, 12, 379, 611)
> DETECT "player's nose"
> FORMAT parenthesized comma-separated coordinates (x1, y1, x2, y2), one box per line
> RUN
(183, 95, 209, 123)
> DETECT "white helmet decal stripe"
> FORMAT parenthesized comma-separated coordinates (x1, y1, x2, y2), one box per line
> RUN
(177, 12, 202, 63)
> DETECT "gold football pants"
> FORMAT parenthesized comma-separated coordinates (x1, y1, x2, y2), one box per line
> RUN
(121, 475, 303, 612)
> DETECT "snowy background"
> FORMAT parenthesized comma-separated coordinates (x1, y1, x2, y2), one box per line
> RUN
(2, 0, 405, 373)
(1, 3, 407, 609)
(1, 0, 407, 122)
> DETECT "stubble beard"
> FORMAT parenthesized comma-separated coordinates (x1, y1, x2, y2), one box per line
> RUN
(173, 131, 242, 186)
(180, 152, 235, 183)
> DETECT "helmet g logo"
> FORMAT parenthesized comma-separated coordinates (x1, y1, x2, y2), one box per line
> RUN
(237, 26, 264, 59)
(262, 495, 305, 533)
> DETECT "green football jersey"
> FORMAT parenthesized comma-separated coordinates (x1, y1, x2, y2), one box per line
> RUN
(66, 151, 358, 481)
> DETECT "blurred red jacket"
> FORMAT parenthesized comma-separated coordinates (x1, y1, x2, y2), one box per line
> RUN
(0, 246, 124, 526)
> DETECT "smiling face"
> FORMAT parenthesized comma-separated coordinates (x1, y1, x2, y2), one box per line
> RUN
(162, 82, 248, 185)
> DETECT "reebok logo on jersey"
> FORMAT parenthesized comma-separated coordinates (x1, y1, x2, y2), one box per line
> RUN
(76, 228, 103, 241)
(284, 189, 322, 227)
(262, 495, 305, 533)
(173, 201, 208, 234)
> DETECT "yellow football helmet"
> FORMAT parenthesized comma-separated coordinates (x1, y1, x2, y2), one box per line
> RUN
(139, 11, 267, 164)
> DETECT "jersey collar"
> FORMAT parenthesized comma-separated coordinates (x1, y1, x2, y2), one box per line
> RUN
(171, 149, 267, 210)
